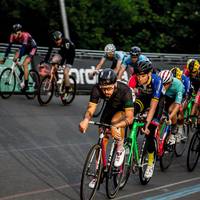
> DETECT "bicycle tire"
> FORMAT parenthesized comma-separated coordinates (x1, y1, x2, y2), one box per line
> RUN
(175, 123, 189, 157)
(37, 75, 54, 105)
(60, 75, 76, 105)
(106, 145, 122, 199)
(118, 142, 132, 190)
(80, 144, 102, 200)
(25, 69, 40, 99)
(93, 99, 105, 118)
(139, 139, 156, 185)
(160, 136, 175, 171)
(187, 130, 200, 172)
(0, 68, 16, 99)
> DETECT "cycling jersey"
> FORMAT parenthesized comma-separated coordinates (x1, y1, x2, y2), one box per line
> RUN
(102, 51, 127, 69)
(90, 81, 133, 124)
(181, 74, 191, 96)
(128, 73, 163, 100)
(164, 77, 185, 104)
(4, 32, 37, 60)
(183, 67, 200, 93)
(129, 72, 165, 154)
(45, 38, 75, 66)
(122, 54, 150, 70)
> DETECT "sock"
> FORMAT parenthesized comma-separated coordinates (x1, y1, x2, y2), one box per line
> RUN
(148, 152, 154, 166)
(117, 139, 124, 152)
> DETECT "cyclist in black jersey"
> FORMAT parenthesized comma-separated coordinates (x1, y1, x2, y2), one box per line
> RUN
(42, 31, 75, 96)
(79, 68, 133, 188)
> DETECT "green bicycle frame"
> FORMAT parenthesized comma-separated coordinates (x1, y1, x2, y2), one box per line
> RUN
(127, 120, 145, 165)
(184, 93, 196, 118)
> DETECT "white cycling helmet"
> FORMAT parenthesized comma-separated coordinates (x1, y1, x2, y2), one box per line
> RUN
(50, 54, 62, 64)
(159, 70, 173, 84)
(104, 44, 116, 53)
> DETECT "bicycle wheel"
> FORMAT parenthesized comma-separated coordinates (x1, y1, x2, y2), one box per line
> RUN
(37, 75, 54, 105)
(93, 99, 106, 118)
(160, 137, 175, 171)
(175, 123, 189, 157)
(139, 139, 156, 185)
(187, 131, 200, 172)
(60, 75, 76, 105)
(118, 142, 132, 190)
(0, 68, 16, 99)
(106, 145, 122, 199)
(25, 69, 40, 99)
(80, 144, 102, 200)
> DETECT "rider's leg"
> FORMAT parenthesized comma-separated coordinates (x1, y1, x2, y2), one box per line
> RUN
(63, 65, 71, 92)
(49, 64, 57, 82)
(111, 111, 126, 167)
(22, 56, 31, 89)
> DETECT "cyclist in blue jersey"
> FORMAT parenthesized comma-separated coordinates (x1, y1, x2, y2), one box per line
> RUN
(91, 44, 127, 76)
(128, 60, 164, 178)
(159, 70, 185, 144)
(117, 46, 151, 79)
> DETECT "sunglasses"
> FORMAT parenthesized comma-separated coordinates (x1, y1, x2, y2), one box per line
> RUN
(99, 85, 115, 92)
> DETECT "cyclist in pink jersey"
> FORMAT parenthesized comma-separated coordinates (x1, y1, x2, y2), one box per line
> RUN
(0, 24, 37, 91)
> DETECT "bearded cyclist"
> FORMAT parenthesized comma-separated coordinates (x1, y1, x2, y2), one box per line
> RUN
(79, 68, 134, 188)
(0, 23, 37, 91)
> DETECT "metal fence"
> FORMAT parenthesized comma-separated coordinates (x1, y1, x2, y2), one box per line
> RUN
(0, 43, 199, 93)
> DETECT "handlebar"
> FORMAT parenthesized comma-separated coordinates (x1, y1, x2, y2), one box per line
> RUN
(89, 121, 117, 129)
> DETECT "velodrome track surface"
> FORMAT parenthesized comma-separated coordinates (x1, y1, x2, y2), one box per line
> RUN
(0, 95, 200, 200)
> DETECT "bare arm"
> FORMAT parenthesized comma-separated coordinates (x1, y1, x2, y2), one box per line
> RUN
(146, 99, 159, 127)
(114, 60, 122, 74)
(79, 102, 97, 133)
(113, 108, 134, 128)
(96, 57, 105, 71)
(169, 103, 180, 120)
(117, 64, 126, 80)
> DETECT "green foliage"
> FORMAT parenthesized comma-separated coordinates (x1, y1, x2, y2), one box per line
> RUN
(0, 0, 200, 53)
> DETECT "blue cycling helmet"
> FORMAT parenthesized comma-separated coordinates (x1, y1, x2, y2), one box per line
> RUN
(130, 46, 141, 56)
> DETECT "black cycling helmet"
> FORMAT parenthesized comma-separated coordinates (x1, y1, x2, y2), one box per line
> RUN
(134, 60, 152, 74)
(130, 46, 141, 56)
(12, 24, 22, 33)
(52, 31, 63, 41)
(98, 68, 117, 86)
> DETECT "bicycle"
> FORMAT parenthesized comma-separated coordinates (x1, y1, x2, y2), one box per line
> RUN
(120, 112, 156, 189)
(37, 65, 76, 105)
(187, 118, 200, 172)
(80, 121, 124, 200)
(0, 60, 40, 99)
(184, 93, 196, 120)
(154, 116, 175, 171)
